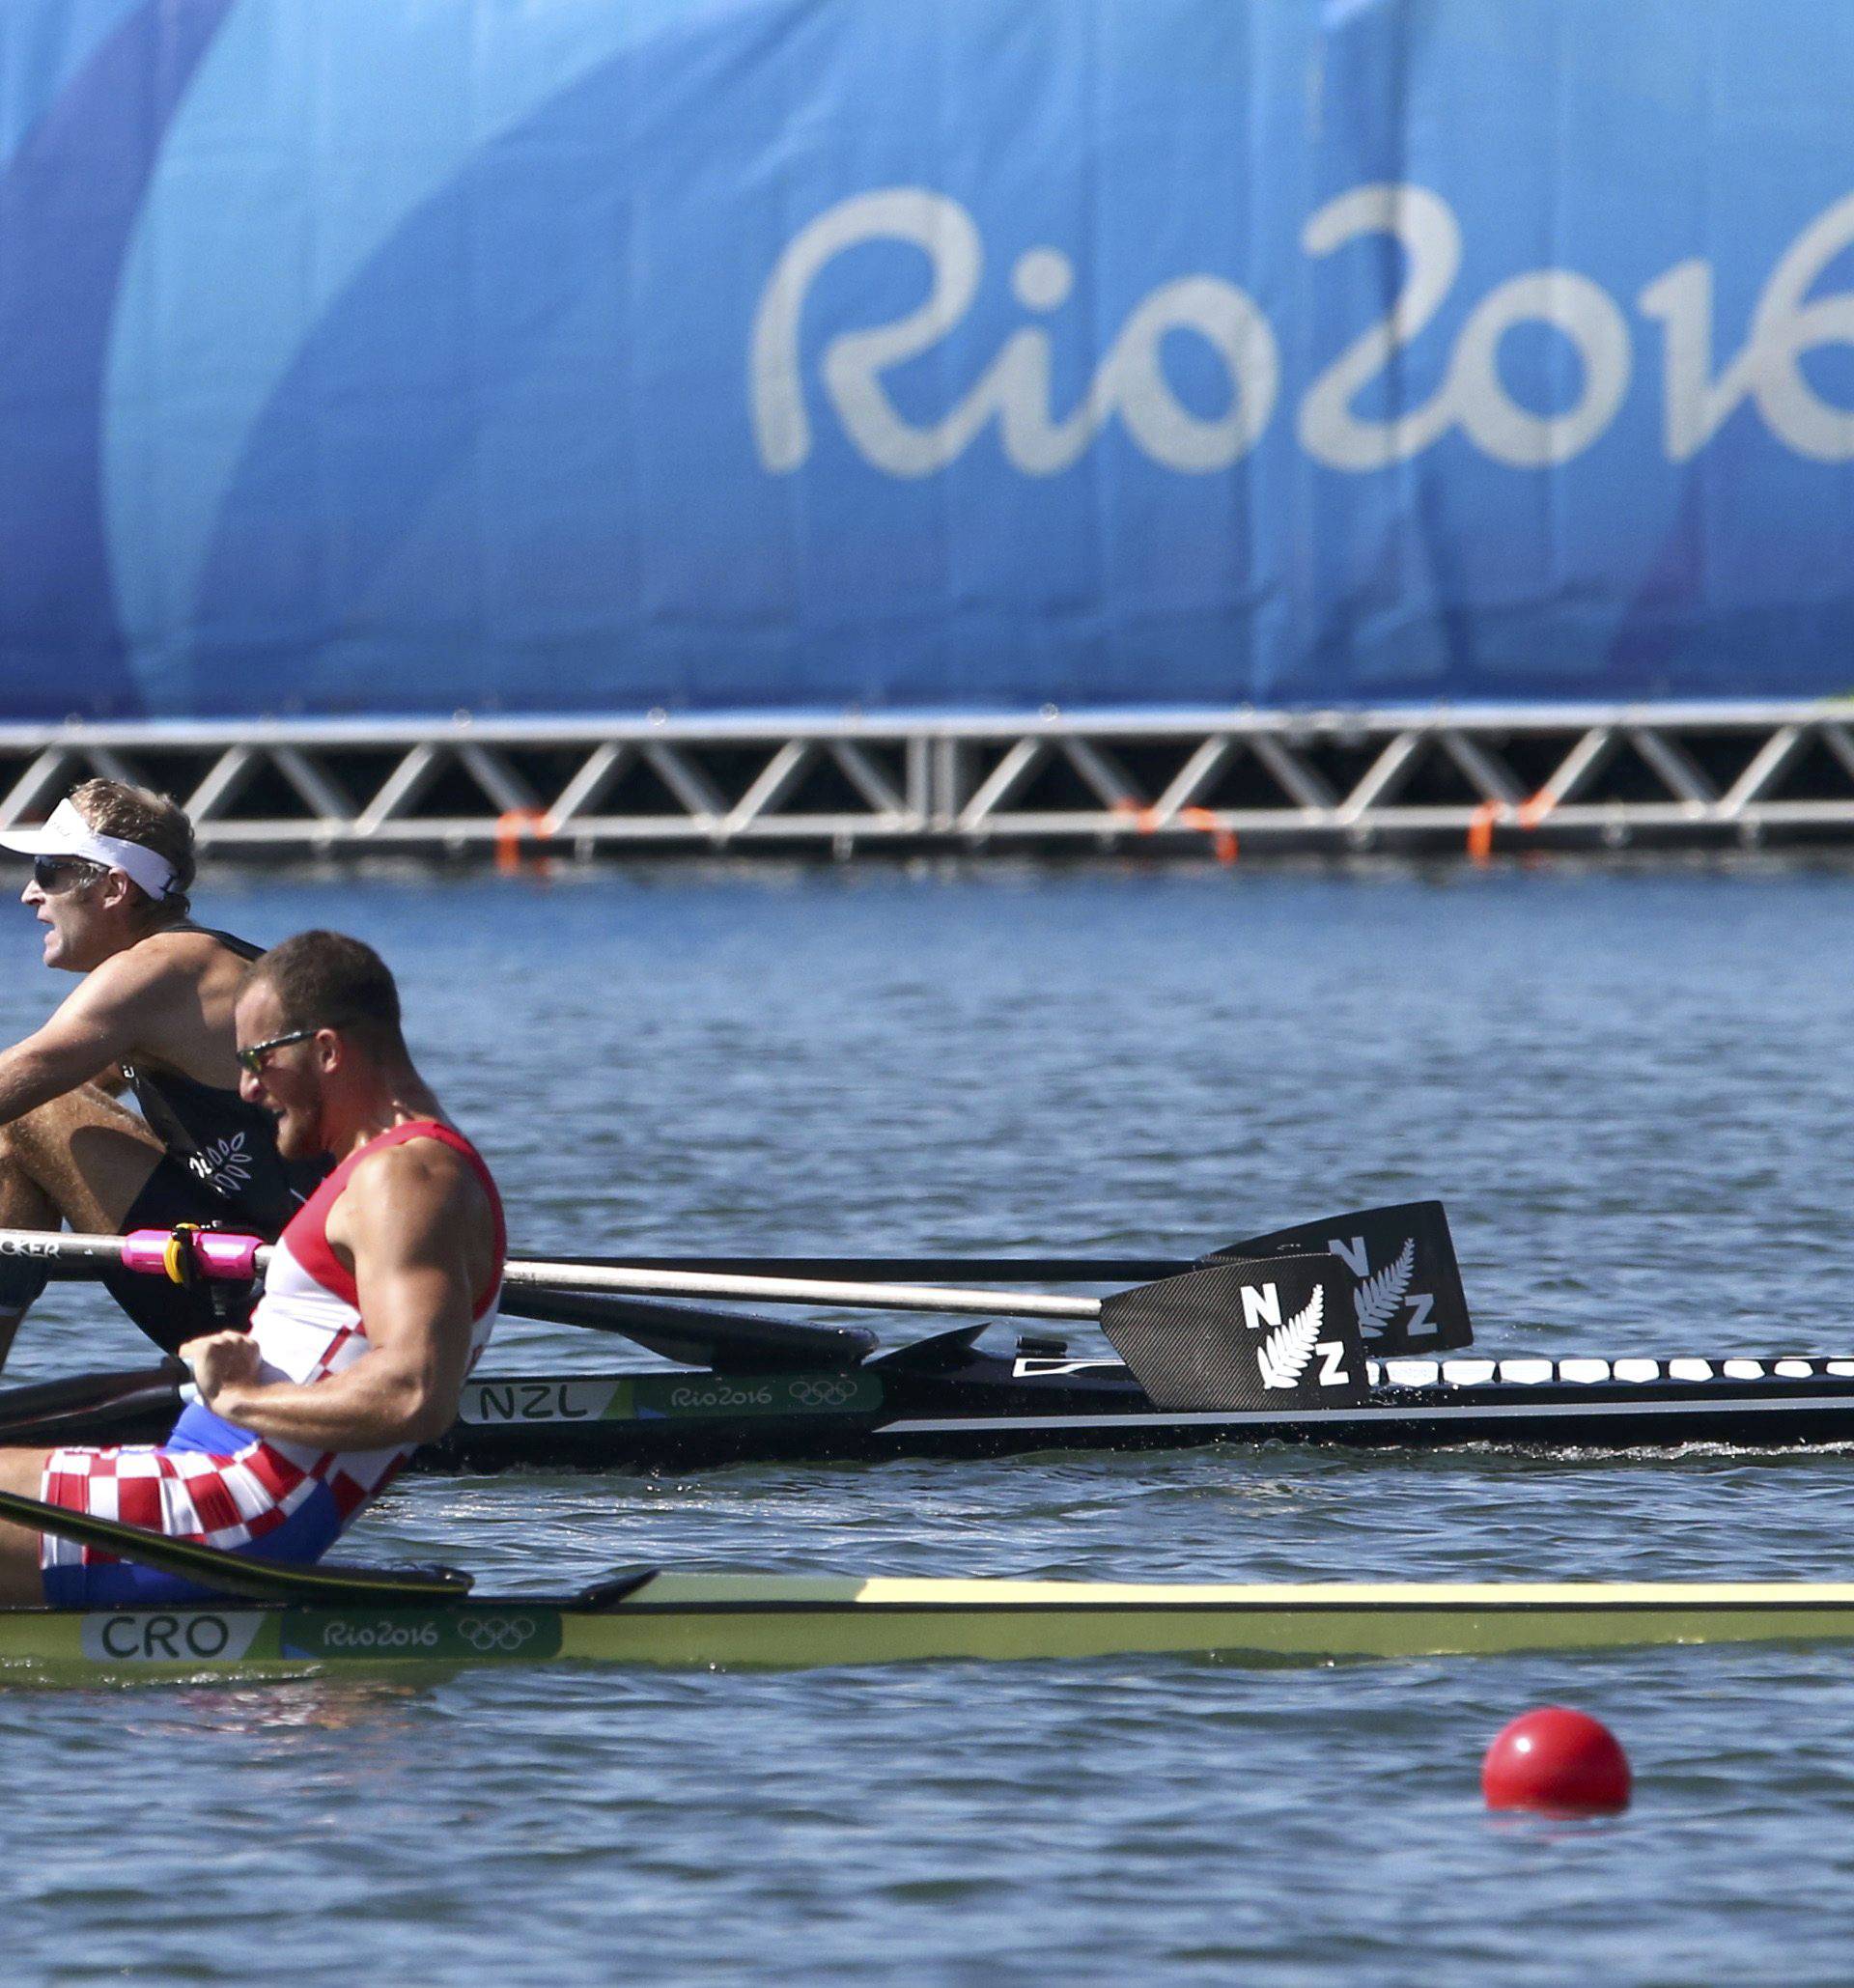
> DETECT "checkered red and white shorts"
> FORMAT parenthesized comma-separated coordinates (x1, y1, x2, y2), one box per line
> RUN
(37, 1438, 342, 1607)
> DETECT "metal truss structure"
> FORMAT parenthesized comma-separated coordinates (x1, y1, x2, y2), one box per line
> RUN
(2, 701, 1853, 864)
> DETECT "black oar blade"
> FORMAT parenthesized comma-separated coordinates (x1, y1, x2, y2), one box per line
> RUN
(0, 1363, 184, 1446)
(1101, 1254, 1370, 1413)
(1207, 1201, 1473, 1356)
(0, 1489, 472, 1606)
(498, 1289, 876, 1372)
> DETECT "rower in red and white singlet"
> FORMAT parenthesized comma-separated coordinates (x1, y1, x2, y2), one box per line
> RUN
(0, 927, 505, 1609)
(39, 1120, 503, 1604)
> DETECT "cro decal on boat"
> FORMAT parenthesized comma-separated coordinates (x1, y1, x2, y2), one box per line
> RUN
(77, 1608, 568, 1666)
(81, 1610, 266, 1664)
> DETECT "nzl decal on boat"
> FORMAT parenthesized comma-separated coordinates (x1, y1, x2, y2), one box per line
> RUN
(461, 1379, 624, 1425)
(459, 1374, 885, 1425)
(81, 1610, 267, 1663)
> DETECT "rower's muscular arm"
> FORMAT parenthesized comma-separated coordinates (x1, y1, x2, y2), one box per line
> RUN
(0, 948, 181, 1126)
(191, 1146, 486, 1449)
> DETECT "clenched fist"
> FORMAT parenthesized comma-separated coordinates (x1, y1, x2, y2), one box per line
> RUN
(180, 1330, 263, 1409)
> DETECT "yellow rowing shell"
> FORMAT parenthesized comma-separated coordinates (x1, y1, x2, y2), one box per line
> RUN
(4, 1574, 1854, 1677)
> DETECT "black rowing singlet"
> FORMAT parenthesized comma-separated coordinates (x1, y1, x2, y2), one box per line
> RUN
(118, 926, 329, 1233)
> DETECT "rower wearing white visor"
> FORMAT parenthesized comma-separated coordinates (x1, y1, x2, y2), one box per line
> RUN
(0, 780, 326, 1364)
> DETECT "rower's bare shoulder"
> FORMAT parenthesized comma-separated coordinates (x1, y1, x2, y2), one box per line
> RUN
(91, 926, 232, 995)
(140, 926, 247, 975)
(64, 927, 208, 1011)
(349, 1135, 489, 1228)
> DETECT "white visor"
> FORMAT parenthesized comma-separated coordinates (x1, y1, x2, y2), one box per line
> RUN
(0, 798, 178, 901)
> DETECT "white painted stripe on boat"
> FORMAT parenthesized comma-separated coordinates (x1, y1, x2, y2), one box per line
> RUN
(877, 1392, 1854, 1437)
(1017, 1356, 1854, 1386)
(1498, 1359, 1554, 1384)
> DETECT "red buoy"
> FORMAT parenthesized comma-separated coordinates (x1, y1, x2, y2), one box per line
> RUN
(1482, 1706, 1631, 1815)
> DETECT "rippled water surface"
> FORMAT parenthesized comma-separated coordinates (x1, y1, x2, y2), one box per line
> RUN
(2, 859, 1852, 1983)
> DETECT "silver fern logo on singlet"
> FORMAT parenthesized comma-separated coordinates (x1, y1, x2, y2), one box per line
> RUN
(187, 1132, 253, 1198)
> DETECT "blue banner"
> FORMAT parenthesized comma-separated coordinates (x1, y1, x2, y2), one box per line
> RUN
(5, 0, 1854, 719)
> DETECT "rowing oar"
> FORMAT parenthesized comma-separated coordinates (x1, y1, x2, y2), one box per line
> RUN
(498, 1251, 1391, 1415)
(0, 1488, 471, 1605)
(501, 1257, 1100, 1321)
(575, 1254, 1184, 1283)
(0, 1221, 1226, 1328)
(527, 1201, 1475, 1359)
(0, 1222, 1090, 1326)
(0, 1226, 875, 1373)
(0, 1225, 1386, 1414)
(0, 1362, 184, 1445)
(0, 1199, 1469, 1367)
(539, 1202, 1460, 1291)
(493, 1289, 875, 1372)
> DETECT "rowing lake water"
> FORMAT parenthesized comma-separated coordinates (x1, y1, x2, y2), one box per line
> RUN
(1, 856, 1851, 1984)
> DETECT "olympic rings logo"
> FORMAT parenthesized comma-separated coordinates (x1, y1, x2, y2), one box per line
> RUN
(457, 1615, 542, 1655)
(789, 1377, 861, 1409)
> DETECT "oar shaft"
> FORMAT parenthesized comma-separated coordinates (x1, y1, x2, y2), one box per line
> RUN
(588, 1255, 1186, 1283)
(0, 1225, 1106, 1324)
(0, 1229, 125, 1269)
(0, 1228, 274, 1278)
(499, 1259, 1105, 1323)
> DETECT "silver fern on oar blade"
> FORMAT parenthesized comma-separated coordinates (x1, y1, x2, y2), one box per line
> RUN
(1257, 1286, 1324, 1389)
(1353, 1237, 1415, 1336)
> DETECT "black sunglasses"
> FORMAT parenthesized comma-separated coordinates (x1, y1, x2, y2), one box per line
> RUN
(31, 854, 103, 895)
(236, 1026, 319, 1077)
